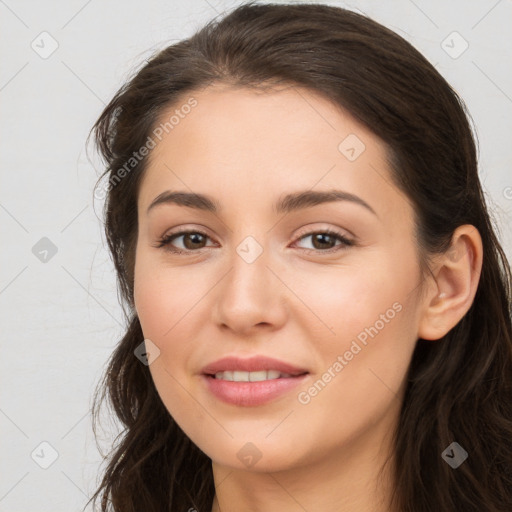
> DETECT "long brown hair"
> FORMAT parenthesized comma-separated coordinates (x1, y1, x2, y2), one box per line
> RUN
(85, 2, 512, 510)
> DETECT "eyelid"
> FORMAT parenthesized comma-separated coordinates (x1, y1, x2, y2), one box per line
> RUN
(155, 227, 215, 251)
(293, 224, 352, 242)
(291, 228, 354, 253)
(154, 225, 355, 254)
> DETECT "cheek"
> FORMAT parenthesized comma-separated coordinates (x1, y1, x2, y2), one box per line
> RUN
(134, 256, 201, 339)
(133, 259, 197, 388)
(289, 258, 416, 420)
(290, 295, 414, 460)
(287, 257, 404, 344)
(134, 263, 208, 428)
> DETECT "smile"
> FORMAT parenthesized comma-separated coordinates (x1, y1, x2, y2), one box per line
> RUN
(202, 372, 309, 406)
(213, 370, 295, 381)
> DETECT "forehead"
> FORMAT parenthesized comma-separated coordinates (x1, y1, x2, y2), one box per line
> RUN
(148, 83, 377, 165)
(137, 84, 409, 224)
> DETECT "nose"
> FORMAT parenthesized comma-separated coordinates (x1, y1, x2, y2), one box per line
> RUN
(211, 243, 288, 336)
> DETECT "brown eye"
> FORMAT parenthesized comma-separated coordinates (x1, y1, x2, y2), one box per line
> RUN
(156, 230, 214, 254)
(294, 230, 354, 253)
(179, 232, 207, 250)
(155, 228, 354, 255)
(310, 233, 338, 250)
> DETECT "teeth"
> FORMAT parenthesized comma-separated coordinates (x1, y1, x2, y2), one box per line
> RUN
(214, 370, 293, 381)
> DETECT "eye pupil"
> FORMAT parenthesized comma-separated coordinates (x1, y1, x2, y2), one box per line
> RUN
(159, 229, 350, 255)
(184, 232, 205, 249)
(313, 233, 335, 249)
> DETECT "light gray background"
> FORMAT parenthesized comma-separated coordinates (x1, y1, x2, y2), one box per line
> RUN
(1, 1, 511, 511)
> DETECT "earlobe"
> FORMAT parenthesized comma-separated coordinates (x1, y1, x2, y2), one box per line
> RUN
(417, 225, 483, 341)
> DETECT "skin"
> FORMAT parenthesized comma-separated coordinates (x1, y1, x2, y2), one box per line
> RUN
(133, 83, 483, 512)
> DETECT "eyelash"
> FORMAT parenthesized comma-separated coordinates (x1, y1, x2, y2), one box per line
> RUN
(154, 228, 354, 255)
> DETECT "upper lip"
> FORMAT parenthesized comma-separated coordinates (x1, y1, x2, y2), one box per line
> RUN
(201, 356, 309, 376)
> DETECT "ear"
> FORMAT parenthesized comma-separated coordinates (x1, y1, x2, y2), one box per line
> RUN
(417, 225, 483, 341)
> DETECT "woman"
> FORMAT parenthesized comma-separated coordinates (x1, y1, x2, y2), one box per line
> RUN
(86, 2, 512, 511)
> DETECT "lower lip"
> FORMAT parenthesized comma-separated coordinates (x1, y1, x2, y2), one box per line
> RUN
(202, 374, 309, 406)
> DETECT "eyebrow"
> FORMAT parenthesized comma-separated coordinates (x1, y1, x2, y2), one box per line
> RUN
(146, 189, 378, 217)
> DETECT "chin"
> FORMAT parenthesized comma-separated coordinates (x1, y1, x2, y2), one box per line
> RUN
(199, 435, 307, 473)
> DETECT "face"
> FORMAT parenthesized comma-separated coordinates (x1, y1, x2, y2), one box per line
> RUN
(134, 83, 426, 473)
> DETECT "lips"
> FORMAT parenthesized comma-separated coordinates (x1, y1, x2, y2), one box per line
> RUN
(201, 355, 309, 377)
(200, 355, 310, 406)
